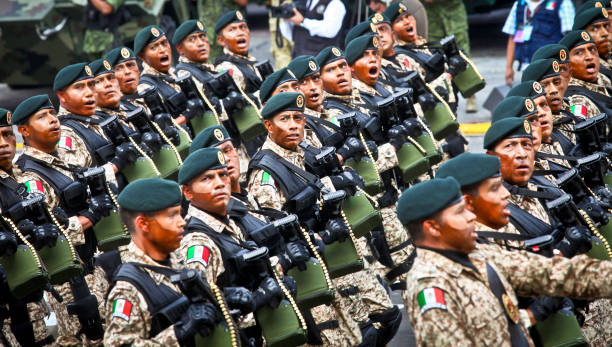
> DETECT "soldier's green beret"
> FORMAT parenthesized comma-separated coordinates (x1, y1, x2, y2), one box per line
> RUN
(484, 117, 533, 150)
(370, 12, 392, 26)
(105, 47, 136, 67)
(215, 10, 246, 34)
(396, 177, 462, 225)
(259, 68, 298, 103)
(316, 46, 345, 68)
(532, 43, 569, 63)
(507, 80, 546, 98)
(0, 108, 10, 127)
(345, 21, 378, 46)
(492, 96, 537, 123)
(261, 92, 305, 119)
(522, 58, 561, 82)
(577, 1, 610, 14)
(89, 58, 113, 77)
(134, 25, 165, 56)
(12, 95, 54, 125)
(53, 62, 94, 92)
(559, 30, 595, 50)
(346, 35, 380, 65)
(179, 148, 227, 185)
(436, 153, 501, 187)
(573, 7, 609, 29)
(117, 178, 182, 212)
(189, 125, 231, 154)
(173, 20, 207, 46)
(384, 1, 410, 23)
(288, 55, 319, 80)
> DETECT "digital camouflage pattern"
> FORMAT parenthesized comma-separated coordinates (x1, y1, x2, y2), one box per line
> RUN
(91, 244, 130, 321)
(1, 300, 52, 347)
(216, 48, 263, 92)
(567, 76, 611, 119)
(507, 182, 552, 225)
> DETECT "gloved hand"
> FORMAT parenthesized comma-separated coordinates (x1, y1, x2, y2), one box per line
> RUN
(319, 218, 349, 244)
(387, 125, 407, 151)
(278, 241, 310, 271)
(344, 167, 365, 190)
(329, 170, 361, 195)
(337, 137, 364, 162)
(402, 119, 423, 138)
(174, 302, 218, 344)
(0, 231, 17, 257)
(185, 99, 205, 120)
(529, 297, 565, 322)
(557, 226, 592, 257)
(443, 133, 467, 158)
(18, 219, 58, 249)
(224, 287, 255, 314)
(89, 195, 114, 219)
(52, 207, 70, 228)
(252, 277, 283, 310)
(365, 140, 379, 161)
(112, 142, 139, 171)
(281, 276, 298, 298)
(222, 91, 247, 113)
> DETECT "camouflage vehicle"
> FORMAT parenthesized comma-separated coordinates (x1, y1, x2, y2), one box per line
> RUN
(0, 0, 192, 87)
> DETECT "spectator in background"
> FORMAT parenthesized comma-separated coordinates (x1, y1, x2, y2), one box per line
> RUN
(368, 0, 429, 39)
(280, 0, 347, 57)
(503, 0, 575, 85)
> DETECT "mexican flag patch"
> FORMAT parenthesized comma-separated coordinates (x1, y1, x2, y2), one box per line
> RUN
(417, 287, 447, 314)
(186, 245, 210, 266)
(24, 180, 44, 195)
(545, 0, 556, 10)
(58, 136, 72, 150)
(261, 171, 276, 187)
(570, 105, 587, 118)
(111, 298, 132, 321)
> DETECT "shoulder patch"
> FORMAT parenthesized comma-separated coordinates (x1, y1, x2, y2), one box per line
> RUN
(417, 287, 447, 314)
(111, 298, 132, 321)
(570, 104, 587, 118)
(58, 136, 73, 151)
(186, 245, 210, 266)
(261, 171, 277, 187)
(24, 180, 44, 195)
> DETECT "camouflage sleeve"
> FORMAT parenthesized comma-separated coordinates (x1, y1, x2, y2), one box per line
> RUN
(247, 169, 285, 211)
(375, 143, 399, 172)
(104, 281, 179, 347)
(57, 126, 93, 168)
(92, 266, 110, 320)
(137, 82, 154, 95)
(175, 232, 225, 285)
(28, 299, 52, 343)
(567, 94, 601, 119)
(304, 127, 323, 148)
(217, 61, 247, 91)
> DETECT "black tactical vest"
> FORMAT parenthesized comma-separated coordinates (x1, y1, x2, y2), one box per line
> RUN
(214, 54, 263, 93)
(59, 114, 115, 166)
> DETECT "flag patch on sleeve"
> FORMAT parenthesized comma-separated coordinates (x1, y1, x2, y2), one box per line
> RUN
(24, 180, 44, 195)
(111, 298, 132, 321)
(261, 171, 276, 187)
(545, 0, 556, 10)
(417, 287, 447, 314)
(58, 136, 73, 150)
(186, 245, 210, 266)
(570, 105, 587, 118)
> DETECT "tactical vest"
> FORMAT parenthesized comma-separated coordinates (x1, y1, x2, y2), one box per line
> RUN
(176, 62, 216, 85)
(139, 74, 188, 117)
(514, 0, 562, 66)
(214, 54, 263, 93)
(565, 85, 612, 115)
(599, 65, 612, 82)
(305, 115, 344, 148)
(120, 95, 142, 113)
(0, 175, 27, 213)
(59, 114, 115, 166)
(227, 198, 268, 235)
(292, 0, 341, 57)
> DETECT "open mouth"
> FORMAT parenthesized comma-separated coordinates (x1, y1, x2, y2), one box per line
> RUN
(515, 164, 530, 172)
(199, 48, 208, 55)
(84, 100, 96, 108)
(0, 151, 12, 159)
(368, 66, 378, 77)
(237, 38, 247, 46)
(406, 25, 415, 35)
(549, 96, 561, 106)
(309, 92, 320, 102)
(286, 134, 299, 141)
(160, 55, 170, 64)
(337, 78, 348, 87)
(124, 78, 135, 85)
(105, 90, 116, 97)
(586, 62, 597, 74)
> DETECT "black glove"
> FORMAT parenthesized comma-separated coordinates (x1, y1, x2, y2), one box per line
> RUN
(185, 99, 205, 120)
(387, 125, 407, 151)
(0, 231, 17, 257)
(319, 218, 349, 244)
(529, 297, 565, 322)
(278, 241, 310, 271)
(52, 207, 70, 227)
(174, 302, 218, 345)
(224, 287, 255, 314)
(252, 277, 283, 310)
(90, 194, 113, 218)
(443, 133, 467, 158)
(281, 276, 298, 298)
(18, 220, 58, 249)
(344, 167, 365, 190)
(329, 171, 360, 195)
(337, 137, 364, 162)
(557, 226, 593, 257)
(111, 142, 139, 171)
(365, 140, 378, 161)
(222, 91, 247, 113)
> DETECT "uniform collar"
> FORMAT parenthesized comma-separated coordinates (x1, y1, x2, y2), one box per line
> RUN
(261, 137, 304, 163)
(418, 245, 480, 274)
(415, 247, 477, 278)
(22, 145, 65, 166)
(125, 241, 178, 267)
(352, 77, 380, 97)
(141, 61, 177, 79)
(223, 47, 256, 62)
(187, 204, 233, 235)
(178, 55, 217, 72)
(569, 76, 609, 96)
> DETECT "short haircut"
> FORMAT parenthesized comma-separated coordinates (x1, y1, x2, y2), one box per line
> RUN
(405, 211, 442, 242)
(119, 207, 156, 234)
(461, 181, 481, 197)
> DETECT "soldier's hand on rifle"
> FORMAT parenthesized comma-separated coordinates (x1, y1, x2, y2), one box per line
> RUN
(337, 137, 364, 163)
(279, 241, 310, 271)
(112, 142, 139, 172)
(527, 297, 565, 323)
(388, 125, 408, 151)
(19, 219, 58, 249)
(225, 287, 255, 314)
(319, 218, 349, 244)
(365, 140, 379, 161)
(174, 302, 219, 343)
(90, 195, 113, 219)
(557, 226, 593, 257)
(253, 277, 284, 310)
(0, 231, 17, 257)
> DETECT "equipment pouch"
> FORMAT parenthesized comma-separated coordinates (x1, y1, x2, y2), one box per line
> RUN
(61, 181, 89, 213)
(165, 92, 188, 116)
(369, 229, 394, 268)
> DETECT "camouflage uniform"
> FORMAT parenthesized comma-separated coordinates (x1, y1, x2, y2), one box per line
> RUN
(538, 141, 570, 167)
(507, 182, 552, 225)
(90, 244, 130, 321)
(474, 221, 524, 250)
(216, 48, 263, 94)
(0, 299, 52, 347)
(196, 0, 243, 61)
(103, 242, 182, 346)
(581, 299, 612, 346)
(137, 62, 180, 94)
(303, 107, 325, 148)
(567, 76, 611, 119)
(403, 244, 612, 346)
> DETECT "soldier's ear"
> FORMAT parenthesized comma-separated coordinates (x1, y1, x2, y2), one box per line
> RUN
(134, 214, 149, 234)
(181, 184, 193, 201)
(17, 124, 29, 138)
(217, 33, 226, 47)
(263, 119, 274, 134)
(463, 194, 476, 212)
(422, 219, 440, 238)
(56, 90, 66, 106)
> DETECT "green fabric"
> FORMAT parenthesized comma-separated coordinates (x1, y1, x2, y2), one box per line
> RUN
(189, 125, 231, 154)
(173, 19, 207, 46)
(118, 178, 182, 212)
(345, 21, 378, 47)
(315, 46, 345, 69)
(89, 58, 113, 77)
(260, 67, 298, 103)
(436, 153, 500, 187)
(287, 55, 319, 80)
(0, 108, 10, 127)
(383, 1, 410, 23)
(491, 96, 537, 123)
(396, 177, 462, 225)
(484, 117, 533, 150)
(425, 0, 470, 55)
(573, 7, 609, 30)
(12, 95, 54, 125)
(507, 80, 546, 99)
(532, 44, 570, 63)
(178, 148, 226, 185)
(522, 58, 561, 83)
(560, 30, 595, 50)
(133, 25, 165, 56)
(105, 46, 136, 67)
(345, 34, 378, 65)
(83, 29, 115, 56)
(261, 92, 305, 119)
(214, 10, 245, 34)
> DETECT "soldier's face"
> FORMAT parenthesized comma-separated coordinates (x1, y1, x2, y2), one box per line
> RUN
(533, 95, 553, 141)
(114, 60, 140, 95)
(569, 43, 600, 83)
(265, 111, 305, 150)
(490, 137, 535, 186)
(140, 36, 172, 73)
(321, 59, 353, 95)
(376, 23, 395, 56)
(351, 49, 381, 86)
(525, 114, 542, 150)
(93, 72, 121, 109)
(586, 21, 611, 57)
(139, 205, 185, 254)
(177, 32, 210, 63)
(57, 79, 97, 116)
(183, 167, 231, 216)
(216, 141, 240, 186)
(431, 199, 477, 254)
(270, 80, 300, 100)
(559, 62, 571, 88)
(218, 22, 250, 56)
(19, 109, 61, 150)
(539, 75, 565, 112)
(465, 177, 511, 230)
(392, 13, 417, 43)
(298, 72, 324, 110)
(0, 126, 16, 171)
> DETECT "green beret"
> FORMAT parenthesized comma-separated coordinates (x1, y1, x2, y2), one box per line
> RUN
(346, 34, 380, 65)
(261, 92, 305, 119)
(53, 62, 93, 92)
(532, 43, 569, 63)
(573, 7, 609, 29)
(484, 117, 533, 150)
(105, 47, 136, 67)
(134, 25, 165, 56)
(117, 178, 182, 212)
(288, 55, 319, 80)
(369, 12, 392, 26)
(384, 1, 410, 22)
(345, 21, 378, 46)
(259, 68, 298, 103)
(436, 153, 500, 187)
(315, 46, 345, 68)
(521, 58, 561, 82)
(215, 10, 246, 34)
(12, 95, 54, 125)
(577, 1, 610, 14)
(559, 30, 595, 50)
(173, 20, 207, 46)
(189, 125, 231, 154)
(492, 96, 537, 123)
(0, 108, 11, 127)
(507, 80, 545, 99)
(396, 177, 462, 225)
(89, 58, 113, 77)
(179, 148, 227, 185)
